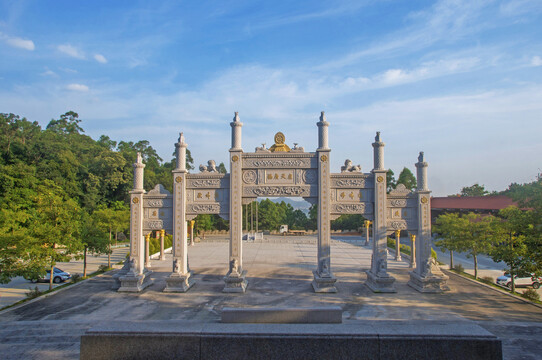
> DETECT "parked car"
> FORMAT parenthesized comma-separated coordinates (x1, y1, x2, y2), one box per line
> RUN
(496, 273, 541, 289)
(25, 267, 72, 284)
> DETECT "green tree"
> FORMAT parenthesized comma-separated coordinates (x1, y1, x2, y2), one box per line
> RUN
(490, 206, 532, 292)
(94, 203, 129, 268)
(460, 183, 489, 197)
(435, 213, 463, 269)
(29, 181, 83, 289)
(434, 212, 496, 279)
(396, 167, 416, 191)
(80, 211, 109, 277)
(217, 162, 227, 174)
(386, 169, 396, 193)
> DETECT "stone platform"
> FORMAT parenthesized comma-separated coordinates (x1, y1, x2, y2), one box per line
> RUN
(80, 320, 501, 360)
(2, 236, 542, 359)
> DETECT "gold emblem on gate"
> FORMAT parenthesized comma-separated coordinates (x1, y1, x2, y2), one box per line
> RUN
(175, 176, 182, 183)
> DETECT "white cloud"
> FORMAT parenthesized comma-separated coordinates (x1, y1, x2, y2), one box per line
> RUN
(41, 68, 56, 77)
(66, 83, 89, 92)
(0, 32, 35, 50)
(94, 54, 107, 64)
(57, 44, 85, 59)
(531, 56, 542, 67)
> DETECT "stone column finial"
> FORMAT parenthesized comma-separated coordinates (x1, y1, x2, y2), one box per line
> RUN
(415, 151, 428, 191)
(175, 132, 187, 171)
(133, 152, 145, 191)
(372, 132, 385, 171)
(316, 111, 330, 150)
(230, 112, 243, 150)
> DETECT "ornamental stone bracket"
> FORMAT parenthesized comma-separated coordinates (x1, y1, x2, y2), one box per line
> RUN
(330, 173, 374, 216)
(142, 184, 173, 233)
(186, 173, 230, 217)
(385, 184, 418, 234)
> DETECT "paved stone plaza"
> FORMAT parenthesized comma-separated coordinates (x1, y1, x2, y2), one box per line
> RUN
(1, 235, 542, 359)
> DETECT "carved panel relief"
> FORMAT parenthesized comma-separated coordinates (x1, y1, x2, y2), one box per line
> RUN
(264, 169, 295, 184)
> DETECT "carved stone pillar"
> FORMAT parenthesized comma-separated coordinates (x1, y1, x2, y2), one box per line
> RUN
(312, 112, 337, 293)
(165, 133, 195, 292)
(394, 230, 402, 261)
(160, 229, 165, 261)
(364, 220, 371, 246)
(189, 220, 195, 246)
(144, 233, 151, 268)
(408, 152, 449, 292)
(224, 112, 248, 292)
(410, 234, 416, 268)
(119, 152, 153, 292)
(365, 133, 395, 293)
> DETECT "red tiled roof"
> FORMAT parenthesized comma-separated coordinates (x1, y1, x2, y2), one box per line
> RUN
(431, 195, 518, 210)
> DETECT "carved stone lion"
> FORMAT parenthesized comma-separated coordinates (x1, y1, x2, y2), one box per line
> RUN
(199, 160, 218, 173)
(229, 258, 239, 275)
(341, 159, 361, 173)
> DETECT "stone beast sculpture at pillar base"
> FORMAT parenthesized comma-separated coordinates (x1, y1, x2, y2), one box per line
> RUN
(223, 259, 248, 293)
(408, 258, 450, 293)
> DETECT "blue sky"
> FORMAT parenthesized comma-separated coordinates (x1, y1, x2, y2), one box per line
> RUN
(1, 0, 541, 196)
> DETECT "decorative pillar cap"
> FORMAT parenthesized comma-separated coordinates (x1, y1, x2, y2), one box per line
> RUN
(373, 131, 384, 146)
(176, 132, 187, 148)
(231, 111, 243, 126)
(317, 111, 329, 126)
(416, 151, 428, 167)
(134, 152, 145, 168)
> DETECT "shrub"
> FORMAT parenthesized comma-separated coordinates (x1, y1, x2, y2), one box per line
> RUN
(26, 286, 42, 299)
(521, 289, 540, 302)
(98, 265, 112, 273)
(387, 238, 395, 249)
(480, 276, 494, 284)
(400, 244, 411, 256)
(453, 264, 464, 273)
(431, 248, 437, 260)
(71, 274, 82, 283)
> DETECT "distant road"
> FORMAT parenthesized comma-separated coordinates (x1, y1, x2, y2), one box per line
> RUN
(0, 247, 129, 309)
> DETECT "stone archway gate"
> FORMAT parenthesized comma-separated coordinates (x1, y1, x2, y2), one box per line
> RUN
(118, 112, 449, 294)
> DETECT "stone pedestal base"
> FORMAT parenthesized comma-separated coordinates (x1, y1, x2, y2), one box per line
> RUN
(164, 271, 195, 293)
(112, 267, 129, 290)
(223, 271, 248, 293)
(312, 271, 338, 293)
(118, 270, 153, 292)
(408, 271, 450, 293)
(365, 270, 396, 293)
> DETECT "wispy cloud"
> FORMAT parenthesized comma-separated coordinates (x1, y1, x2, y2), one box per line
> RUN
(531, 56, 542, 67)
(319, 0, 495, 69)
(57, 44, 85, 59)
(250, 2, 371, 31)
(66, 83, 89, 92)
(0, 32, 35, 50)
(94, 54, 107, 64)
(41, 68, 56, 77)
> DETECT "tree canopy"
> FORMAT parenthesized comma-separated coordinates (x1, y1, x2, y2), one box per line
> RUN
(0, 111, 192, 283)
